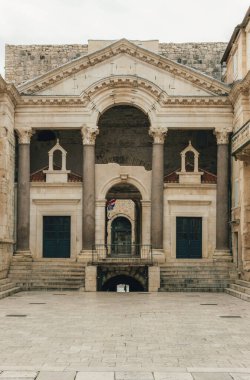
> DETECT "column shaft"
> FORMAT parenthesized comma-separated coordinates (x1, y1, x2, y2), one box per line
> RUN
(216, 144, 229, 250)
(16, 144, 30, 251)
(151, 143, 164, 249)
(82, 145, 95, 250)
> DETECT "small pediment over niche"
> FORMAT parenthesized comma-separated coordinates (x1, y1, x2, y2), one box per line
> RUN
(31, 166, 82, 182)
(164, 166, 217, 184)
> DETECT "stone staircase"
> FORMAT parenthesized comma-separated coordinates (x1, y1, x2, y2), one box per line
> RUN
(225, 280, 250, 302)
(9, 258, 86, 291)
(0, 278, 20, 299)
(160, 262, 237, 292)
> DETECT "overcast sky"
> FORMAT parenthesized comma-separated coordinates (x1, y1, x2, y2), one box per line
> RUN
(0, 0, 249, 77)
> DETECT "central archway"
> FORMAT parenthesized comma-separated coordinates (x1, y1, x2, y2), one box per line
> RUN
(101, 275, 145, 292)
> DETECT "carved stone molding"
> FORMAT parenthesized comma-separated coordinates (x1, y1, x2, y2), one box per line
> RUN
(214, 128, 231, 144)
(18, 39, 230, 96)
(81, 125, 99, 145)
(0, 126, 8, 138)
(149, 126, 168, 144)
(15, 127, 33, 144)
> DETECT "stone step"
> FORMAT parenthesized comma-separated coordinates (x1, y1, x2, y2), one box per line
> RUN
(236, 279, 250, 288)
(0, 282, 20, 292)
(230, 283, 250, 295)
(225, 288, 250, 302)
(30, 276, 84, 283)
(32, 262, 85, 266)
(0, 278, 11, 285)
(30, 283, 83, 289)
(159, 287, 225, 292)
(161, 277, 230, 282)
(30, 275, 85, 280)
(160, 268, 233, 272)
(0, 286, 20, 299)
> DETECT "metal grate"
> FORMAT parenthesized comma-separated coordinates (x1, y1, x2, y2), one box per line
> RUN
(29, 303, 46, 304)
(6, 315, 27, 317)
(201, 303, 218, 305)
(220, 315, 241, 318)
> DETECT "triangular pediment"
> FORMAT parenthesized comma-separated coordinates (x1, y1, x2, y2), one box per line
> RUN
(18, 39, 230, 97)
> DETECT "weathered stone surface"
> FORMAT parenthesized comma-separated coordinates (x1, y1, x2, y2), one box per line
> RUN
(5, 42, 227, 85)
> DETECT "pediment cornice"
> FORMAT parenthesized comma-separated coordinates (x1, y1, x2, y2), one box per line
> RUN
(18, 39, 230, 96)
(0, 75, 20, 105)
(229, 71, 250, 103)
(18, 75, 231, 107)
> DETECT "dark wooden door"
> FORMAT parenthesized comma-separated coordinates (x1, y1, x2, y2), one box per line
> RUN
(111, 217, 132, 255)
(176, 217, 202, 259)
(43, 216, 70, 258)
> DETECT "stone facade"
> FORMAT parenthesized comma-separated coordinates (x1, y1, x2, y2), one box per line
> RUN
(2, 16, 250, 293)
(5, 41, 227, 86)
(0, 79, 16, 279)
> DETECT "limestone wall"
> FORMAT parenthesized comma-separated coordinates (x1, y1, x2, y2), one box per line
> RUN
(159, 42, 227, 81)
(5, 44, 88, 85)
(0, 94, 15, 278)
(5, 42, 227, 85)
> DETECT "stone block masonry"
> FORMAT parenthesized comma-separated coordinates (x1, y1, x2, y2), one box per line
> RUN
(5, 41, 227, 85)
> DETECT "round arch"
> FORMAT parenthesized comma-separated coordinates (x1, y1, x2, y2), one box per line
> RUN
(101, 274, 145, 292)
(83, 75, 162, 126)
(100, 178, 148, 201)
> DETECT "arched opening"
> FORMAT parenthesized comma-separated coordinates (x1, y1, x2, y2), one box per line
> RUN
(53, 149, 62, 170)
(105, 182, 142, 257)
(185, 151, 195, 172)
(101, 275, 145, 292)
(96, 105, 152, 169)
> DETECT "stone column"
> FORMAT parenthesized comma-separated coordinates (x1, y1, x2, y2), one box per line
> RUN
(149, 126, 168, 250)
(81, 125, 99, 252)
(15, 127, 33, 255)
(214, 128, 231, 258)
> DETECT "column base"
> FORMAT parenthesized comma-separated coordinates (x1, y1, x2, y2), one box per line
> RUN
(77, 250, 93, 263)
(152, 249, 166, 264)
(85, 265, 97, 292)
(148, 266, 160, 292)
(14, 250, 32, 258)
(213, 249, 232, 262)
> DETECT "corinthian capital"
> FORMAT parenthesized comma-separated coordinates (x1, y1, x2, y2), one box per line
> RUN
(214, 128, 231, 145)
(149, 126, 168, 144)
(81, 125, 99, 145)
(15, 127, 33, 144)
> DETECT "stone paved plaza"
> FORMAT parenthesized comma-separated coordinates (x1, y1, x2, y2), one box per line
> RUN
(0, 291, 250, 379)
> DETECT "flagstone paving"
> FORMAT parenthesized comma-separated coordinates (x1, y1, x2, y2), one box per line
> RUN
(0, 291, 249, 379)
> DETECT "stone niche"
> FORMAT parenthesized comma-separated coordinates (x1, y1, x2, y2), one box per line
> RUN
(43, 139, 71, 183)
(176, 141, 203, 184)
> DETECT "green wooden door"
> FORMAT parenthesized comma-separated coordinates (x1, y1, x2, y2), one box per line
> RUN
(43, 216, 70, 258)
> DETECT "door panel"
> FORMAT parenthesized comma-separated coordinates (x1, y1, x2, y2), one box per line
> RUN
(111, 217, 132, 255)
(176, 217, 202, 259)
(43, 216, 70, 258)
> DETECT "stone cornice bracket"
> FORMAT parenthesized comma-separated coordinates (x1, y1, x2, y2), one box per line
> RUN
(15, 127, 33, 144)
(81, 125, 99, 145)
(149, 126, 168, 144)
(213, 128, 231, 145)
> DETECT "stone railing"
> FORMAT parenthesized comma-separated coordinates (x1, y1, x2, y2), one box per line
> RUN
(232, 120, 250, 155)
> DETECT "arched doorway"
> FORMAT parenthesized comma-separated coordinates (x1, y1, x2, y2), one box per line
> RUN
(111, 217, 132, 255)
(101, 275, 145, 292)
(106, 182, 142, 257)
